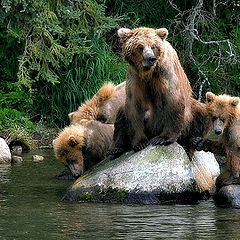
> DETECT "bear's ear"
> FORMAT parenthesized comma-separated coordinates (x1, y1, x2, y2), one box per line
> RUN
(206, 92, 215, 104)
(68, 135, 79, 147)
(68, 112, 74, 121)
(230, 97, 240, 107)
(117, 28, 132, 42)
(156, 28, 168, 40)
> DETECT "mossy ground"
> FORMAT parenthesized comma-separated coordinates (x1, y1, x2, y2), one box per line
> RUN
(0, 126, 59, 151)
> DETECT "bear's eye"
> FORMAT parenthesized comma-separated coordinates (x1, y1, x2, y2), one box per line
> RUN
(212, 116, 217, 121)
(66, 158, 77, 165)
(59, 149, 69, 157)
(220, 117, 226, 123)
(138, 45, 144, 53)
(151, 45, 156, 50)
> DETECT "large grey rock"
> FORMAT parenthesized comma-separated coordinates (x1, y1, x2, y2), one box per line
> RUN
(214, 185, 240, 208)
(64, 143, 220, 204)
(0, 138, 11, 164)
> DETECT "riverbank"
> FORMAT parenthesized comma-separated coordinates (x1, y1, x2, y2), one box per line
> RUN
(0, 127, 59, 151)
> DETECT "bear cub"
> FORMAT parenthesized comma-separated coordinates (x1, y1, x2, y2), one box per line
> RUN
(53, 120, 114, 178)
(192, 92, 240, 190)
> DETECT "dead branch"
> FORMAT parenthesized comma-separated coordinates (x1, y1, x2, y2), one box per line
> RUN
(168, 0, 238, 101)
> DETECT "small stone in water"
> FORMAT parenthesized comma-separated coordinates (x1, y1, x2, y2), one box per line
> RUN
(12, 156, 23, 163)
(32, 155, 44, 162)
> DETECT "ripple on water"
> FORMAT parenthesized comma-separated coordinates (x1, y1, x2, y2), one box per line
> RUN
(0, 164, 11, 184)
(0, 150, 240, 240)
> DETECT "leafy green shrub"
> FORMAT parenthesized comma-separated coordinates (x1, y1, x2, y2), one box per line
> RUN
(0, 0, 239, 131)
(0, 83, 32, 112)
(1, 0, 117, 87)
(0, 108, 35, 132)
(0, 30, 24, 83)
(0, 0, 126, 127)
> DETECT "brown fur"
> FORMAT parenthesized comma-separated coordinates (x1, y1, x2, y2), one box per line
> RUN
(179, 98, 211, 156)
(69, 82, 126, 125)
(109, 98, 210, 158)
(193, 92, 240, 189)
(53, 120, 114, 178)
(109, 27, 195, 154)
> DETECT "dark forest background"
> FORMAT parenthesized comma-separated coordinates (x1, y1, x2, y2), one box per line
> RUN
(0, 0, 239, 135)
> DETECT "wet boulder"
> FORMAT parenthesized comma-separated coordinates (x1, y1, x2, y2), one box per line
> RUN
(0, 138, 11, 164)
(214, 185, 240, 208)
(64, 143, 220, 204)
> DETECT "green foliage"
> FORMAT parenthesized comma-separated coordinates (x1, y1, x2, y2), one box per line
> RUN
(0, 83, 32, 112)
(33, 35, 127, 127)
(1, 0, 117, 87)
(0, 0, 126, 127)
(189, 3, 240, 96)
(0, 30, 24, 83)
(0, 108, 35, 132)
(0, 0, 239, 131)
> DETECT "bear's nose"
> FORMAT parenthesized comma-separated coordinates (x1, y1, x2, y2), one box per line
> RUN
(215, 129, 222, 135)
(148, 56, 156, 66)
(73, 173, 80, 179)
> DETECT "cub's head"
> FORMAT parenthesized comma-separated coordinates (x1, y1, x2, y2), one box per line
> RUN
(53, 125, 85, 179)
(68, 109, 91, 125)
(206, 92, 240, 136)
(117, 27, 168, 77)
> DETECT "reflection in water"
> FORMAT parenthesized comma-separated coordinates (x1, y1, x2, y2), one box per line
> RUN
(0, 150, 239, 240)
(0, 164, 11, 184)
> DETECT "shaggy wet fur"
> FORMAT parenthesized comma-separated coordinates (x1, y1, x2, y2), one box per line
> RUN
(69, 82, 126, 125)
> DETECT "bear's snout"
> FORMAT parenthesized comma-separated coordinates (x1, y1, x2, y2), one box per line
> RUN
(142, 47, 156, 68)
(148, 56, 156, 66)
(215, 129, 222, 135)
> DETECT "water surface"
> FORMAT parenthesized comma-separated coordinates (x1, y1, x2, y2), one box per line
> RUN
(0, 150, 239, 240)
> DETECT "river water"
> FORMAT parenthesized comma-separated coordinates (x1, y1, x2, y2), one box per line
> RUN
(0, 150, 239, 240)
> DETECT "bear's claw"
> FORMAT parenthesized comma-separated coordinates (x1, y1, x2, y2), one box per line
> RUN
(106, 148, 124, 159)
(133, 140, 149, 152)
(191, 137, 209, 151)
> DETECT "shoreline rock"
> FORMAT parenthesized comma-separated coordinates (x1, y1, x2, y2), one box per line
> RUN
(0, 138, 11, 164)
(32, 155, 44, 162)
(63, 143, 220, 204)
(11, 156, 23, 164)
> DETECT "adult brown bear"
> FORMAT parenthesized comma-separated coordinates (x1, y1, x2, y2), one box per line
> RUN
(108, 27, 209, 157)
